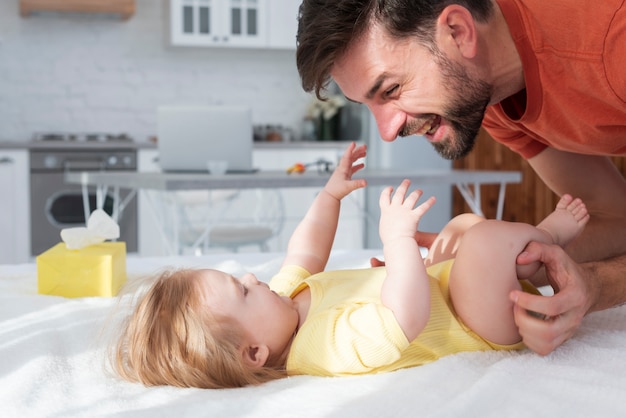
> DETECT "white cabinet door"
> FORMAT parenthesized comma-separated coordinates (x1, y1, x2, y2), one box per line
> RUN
(225, 0, 267, 47)
(0, 150, 30, 264)
(171, 0, 219, 46)
(171, 0, 267, 48)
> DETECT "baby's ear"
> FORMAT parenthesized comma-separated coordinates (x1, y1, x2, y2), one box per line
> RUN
(241, 344, 269, 368)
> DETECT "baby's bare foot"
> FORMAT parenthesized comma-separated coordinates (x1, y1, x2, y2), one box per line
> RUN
(536, 194, 589, 247)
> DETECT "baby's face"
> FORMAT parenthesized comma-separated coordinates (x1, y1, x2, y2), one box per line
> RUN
(195, 269, 299, 356)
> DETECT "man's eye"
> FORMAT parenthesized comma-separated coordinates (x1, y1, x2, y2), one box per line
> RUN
(384, 85, 399, 97)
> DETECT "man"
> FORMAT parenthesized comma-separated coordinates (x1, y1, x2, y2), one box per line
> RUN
(295, 0, 626, 355)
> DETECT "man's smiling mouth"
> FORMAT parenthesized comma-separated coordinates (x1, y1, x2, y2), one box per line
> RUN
(401, 114, 442, 137)
(416, 115, 441, 135)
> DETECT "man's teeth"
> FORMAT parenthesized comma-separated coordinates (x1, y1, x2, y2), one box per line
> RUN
(417, 116, 439, 135)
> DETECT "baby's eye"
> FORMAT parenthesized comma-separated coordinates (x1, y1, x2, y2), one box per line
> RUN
(242, 284, 248, 296)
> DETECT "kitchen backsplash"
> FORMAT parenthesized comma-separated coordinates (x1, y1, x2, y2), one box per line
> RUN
(0, 0, 311, 143)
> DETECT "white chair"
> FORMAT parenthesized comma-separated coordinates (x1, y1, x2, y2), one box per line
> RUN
(175, 188, 285, 254)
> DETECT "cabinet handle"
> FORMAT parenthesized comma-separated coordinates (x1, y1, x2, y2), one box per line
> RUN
(0, 157, 14, 164)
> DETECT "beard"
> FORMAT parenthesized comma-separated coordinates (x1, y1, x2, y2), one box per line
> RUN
(420, 52, 492, 160)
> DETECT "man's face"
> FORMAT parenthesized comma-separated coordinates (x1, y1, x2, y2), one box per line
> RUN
(331, 23, 492, 160)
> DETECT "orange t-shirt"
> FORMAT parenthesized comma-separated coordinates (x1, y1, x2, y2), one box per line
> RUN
(482, 0, 626, 159)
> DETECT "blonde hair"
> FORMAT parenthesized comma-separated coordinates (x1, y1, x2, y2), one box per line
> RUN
(110, 268, 288, 388)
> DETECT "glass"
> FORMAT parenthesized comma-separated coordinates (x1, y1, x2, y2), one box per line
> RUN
(199, 6, 210, 34)
(231, 7, 241, 35)
(247, 8, 257, 35)
(183, 5, 194, 33)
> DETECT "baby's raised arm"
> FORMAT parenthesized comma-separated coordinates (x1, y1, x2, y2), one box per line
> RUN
(282, 142, 367, 274)
(379, 180, 436, 342)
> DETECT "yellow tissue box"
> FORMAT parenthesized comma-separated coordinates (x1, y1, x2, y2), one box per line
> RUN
(37, 242, 127, 298)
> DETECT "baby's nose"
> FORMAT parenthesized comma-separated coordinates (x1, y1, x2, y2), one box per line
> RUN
(242, 272, 259, 285)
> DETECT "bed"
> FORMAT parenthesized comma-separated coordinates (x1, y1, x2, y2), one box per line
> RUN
(1, 249, 625, 418)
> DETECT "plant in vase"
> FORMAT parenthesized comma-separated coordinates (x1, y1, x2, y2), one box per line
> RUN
(305, 94, 347, 140)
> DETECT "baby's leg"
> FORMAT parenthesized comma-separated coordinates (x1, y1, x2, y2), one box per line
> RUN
(424, 213, 485, 267)
(516, 194, 589, 278)
(448, 195, 588, 345)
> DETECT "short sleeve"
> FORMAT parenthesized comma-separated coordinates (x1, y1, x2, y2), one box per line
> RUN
(268, 265, 311, 297)
(482, 110, 547, 159)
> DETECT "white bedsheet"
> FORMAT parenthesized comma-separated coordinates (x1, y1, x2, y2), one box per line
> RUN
(1, 250, 625, 418)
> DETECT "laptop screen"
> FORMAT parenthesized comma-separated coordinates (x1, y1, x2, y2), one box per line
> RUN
(156, 105, 254, 173)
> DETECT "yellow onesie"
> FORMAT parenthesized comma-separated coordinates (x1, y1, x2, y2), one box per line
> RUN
(268, 260, 537, 377)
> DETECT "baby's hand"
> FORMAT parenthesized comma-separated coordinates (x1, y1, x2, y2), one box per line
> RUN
(379, 180, 435, 244)
(324, 142, 367, 200)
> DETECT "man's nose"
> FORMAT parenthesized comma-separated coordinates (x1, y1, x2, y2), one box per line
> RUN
(370, 104, 403, 142)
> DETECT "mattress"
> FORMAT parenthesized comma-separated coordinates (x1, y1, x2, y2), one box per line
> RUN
(1, 249, 624, 418)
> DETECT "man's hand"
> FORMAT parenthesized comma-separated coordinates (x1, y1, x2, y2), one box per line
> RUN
(511, 241, 595, 355)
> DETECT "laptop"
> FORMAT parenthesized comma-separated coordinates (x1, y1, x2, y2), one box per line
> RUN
(156, 105, 255, 173)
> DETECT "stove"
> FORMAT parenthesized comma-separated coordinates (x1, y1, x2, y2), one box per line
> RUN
(33, 132, 134, 143)
(29, 132, 139, 256)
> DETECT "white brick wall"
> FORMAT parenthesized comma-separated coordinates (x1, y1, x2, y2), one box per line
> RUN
(0, 0, 311, 142)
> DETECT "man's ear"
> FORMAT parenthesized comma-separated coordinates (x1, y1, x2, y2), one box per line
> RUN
(241, 344, 270, 368)
(435, 5, 478, 59)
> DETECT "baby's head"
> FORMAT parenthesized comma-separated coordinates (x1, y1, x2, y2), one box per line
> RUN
(111, 268, 289, 388)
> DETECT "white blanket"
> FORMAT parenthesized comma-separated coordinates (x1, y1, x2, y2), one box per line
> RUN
(1, 250, 625, 418)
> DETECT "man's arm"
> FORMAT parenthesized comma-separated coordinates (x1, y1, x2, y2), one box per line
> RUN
(281, 142, 367, 274)
(379, 180, 436, 342)
(512, 148, 626, 354)
(528, 148, 626, 262)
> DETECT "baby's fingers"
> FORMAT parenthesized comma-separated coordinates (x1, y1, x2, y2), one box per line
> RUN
(379, 185, 395, 207)
(414, 196, 436, 216)
(351, 143, 367, 161)
(391, 179, 412, 204)
(350, 162, 365, 176)
(341, 142, 366, 166)
(403, 188, 424, 207)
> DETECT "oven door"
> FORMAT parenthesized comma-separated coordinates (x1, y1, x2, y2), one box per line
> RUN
(30, 171, 138, 256)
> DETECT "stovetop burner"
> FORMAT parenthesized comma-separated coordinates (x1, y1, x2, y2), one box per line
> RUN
(33, 132, 133, 142)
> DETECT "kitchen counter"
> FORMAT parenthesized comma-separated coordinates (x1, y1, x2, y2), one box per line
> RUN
(66, 168, 521, 255)
(0, 140, 359, 151)
(253, 140, 361, 150)
(0, 140, 156, 150)
(66, 168, 521, 194)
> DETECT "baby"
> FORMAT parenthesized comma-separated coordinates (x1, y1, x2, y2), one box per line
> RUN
(111, 142, 588, 388)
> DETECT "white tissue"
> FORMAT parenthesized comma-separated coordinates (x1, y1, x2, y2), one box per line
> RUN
(60, 209, 121, 250)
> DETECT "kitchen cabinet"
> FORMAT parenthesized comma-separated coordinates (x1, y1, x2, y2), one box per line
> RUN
(170, 0, 298, 49)
(0, 150, 30, 264)
(20, 0, 135, 20)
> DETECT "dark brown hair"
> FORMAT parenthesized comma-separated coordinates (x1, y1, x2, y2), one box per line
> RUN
(296, 0, 494, 99)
